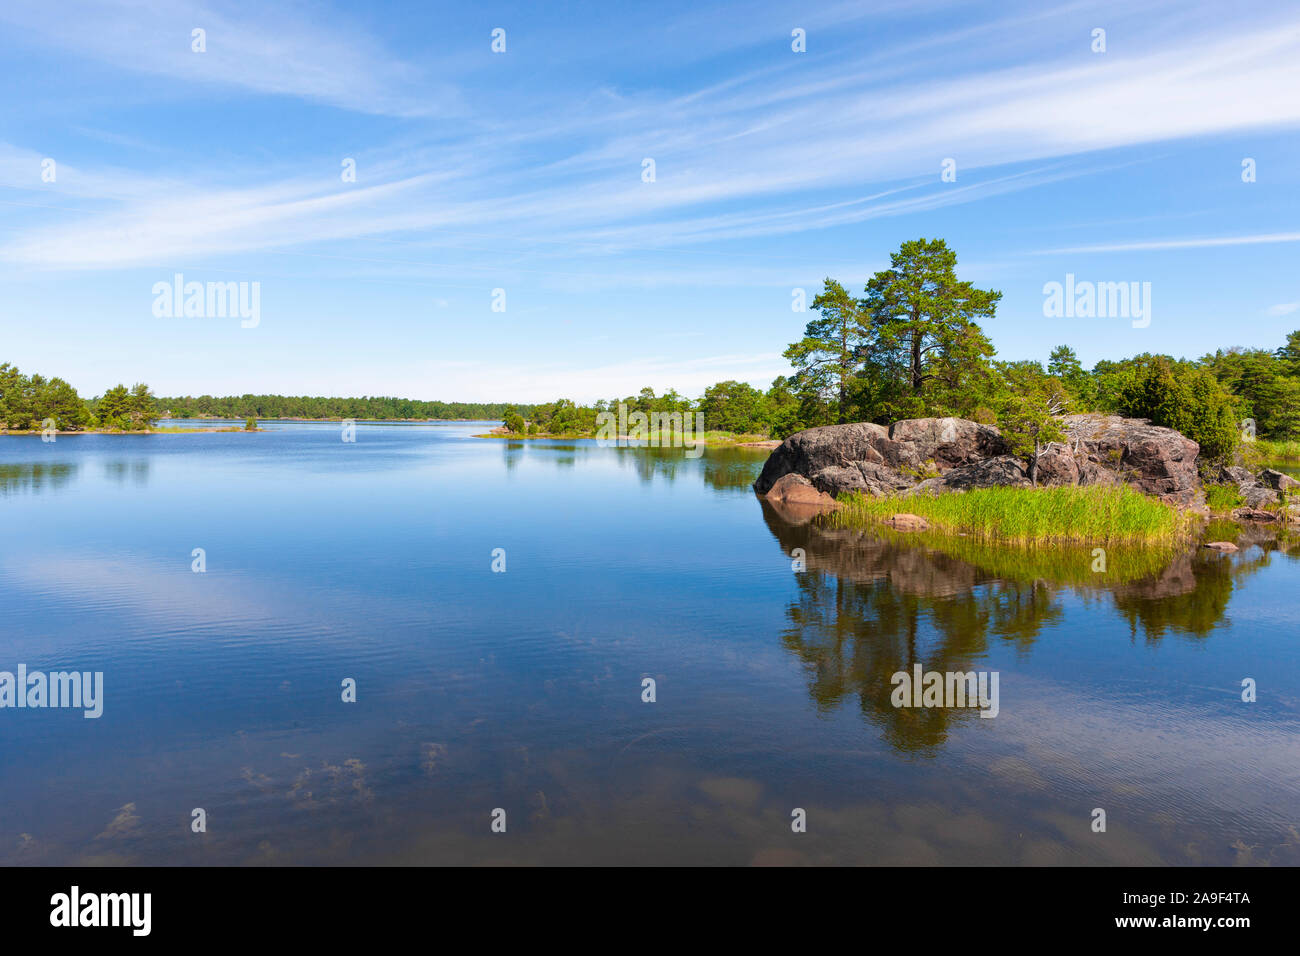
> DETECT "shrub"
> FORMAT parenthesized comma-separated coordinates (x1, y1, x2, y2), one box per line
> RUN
(1115, 357, 1239, 462)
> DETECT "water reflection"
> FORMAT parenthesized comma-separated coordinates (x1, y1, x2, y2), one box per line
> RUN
(565, 442, 767, 490)
(699, 451, 768, 491)
(0, 462, 78, 496)
(2, 457, 156, 492)
(761, 500, 1291, 753)
(764, 502, 1061, 752)
(493, 439, 768, 492)
(104, 458, 151, 486)
(1109, 547, 1267, 640)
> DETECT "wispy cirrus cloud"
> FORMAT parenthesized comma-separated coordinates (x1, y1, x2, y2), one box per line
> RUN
(3, 3, 1300, 278)
(1038, 232, 1300, 255)
(0, 0, 461, 117)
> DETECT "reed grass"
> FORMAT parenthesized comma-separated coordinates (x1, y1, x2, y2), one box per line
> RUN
(1246, 438, 1300, 462)
(1203, 484, 1244, 513)
(833, 485, 1191, 545)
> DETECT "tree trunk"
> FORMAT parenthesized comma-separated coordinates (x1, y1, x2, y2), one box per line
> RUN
(839, 327, 849, 423)
(911, 327, 924, 394)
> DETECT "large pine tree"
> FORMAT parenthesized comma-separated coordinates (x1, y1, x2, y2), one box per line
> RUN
(861, 238, 1000, 418)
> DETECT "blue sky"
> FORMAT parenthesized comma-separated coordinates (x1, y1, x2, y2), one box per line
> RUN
(2, 0, 1299, 402)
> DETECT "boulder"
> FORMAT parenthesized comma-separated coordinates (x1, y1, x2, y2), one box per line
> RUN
(753, 417, 1006, 497)
(917, 456, 1031, 492)
(810, 461, 914, 497)
(1217, 464, 1256, 486)
(1061, 414, 1200, 506)
(1260, 468, 1300, 492)
(1203, 541, 1239, 553)
(1211, 464, 1293, 508)
(1075, 458, 1123, 487)
(886, 417, 1009, 469)
(884, 513, 929, 532)
(1234, 507, 1279, 523)
(754, 423, 888, 495)
(1241, 485, 1281, 509)
(1033, 442, 1079, 487)
(761, 474, 842, 525)
(763, 473, 840, 510)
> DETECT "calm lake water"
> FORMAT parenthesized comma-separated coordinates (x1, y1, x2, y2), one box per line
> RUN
(2, 422, 1298, 865)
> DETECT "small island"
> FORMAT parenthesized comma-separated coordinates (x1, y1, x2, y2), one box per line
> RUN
(746, 239, 1299, 543)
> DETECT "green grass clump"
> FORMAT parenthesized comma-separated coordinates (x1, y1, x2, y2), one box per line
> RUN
(833, 485, 1191, 545)
(695, 430, 773, 445)
(1204, 484, 1244, 513)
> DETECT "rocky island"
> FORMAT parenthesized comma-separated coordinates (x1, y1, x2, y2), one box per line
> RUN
(755, 414, 1298, 531)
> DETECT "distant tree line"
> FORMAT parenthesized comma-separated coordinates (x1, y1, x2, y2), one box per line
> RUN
(155, 394, 530, 421)
(0, 373, 586, 431)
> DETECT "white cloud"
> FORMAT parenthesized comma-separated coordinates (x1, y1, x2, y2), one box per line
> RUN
(1039, 232, 1300, 255)
(3, 7, 1300, 273)
(0, 0, 459, 117)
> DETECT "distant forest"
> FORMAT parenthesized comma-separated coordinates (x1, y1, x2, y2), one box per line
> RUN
(156, 394, 525, 421)
(0, 369, 525, 430)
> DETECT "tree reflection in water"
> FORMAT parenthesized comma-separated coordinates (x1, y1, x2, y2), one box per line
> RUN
(0, 462, 79, 496)
(761, 498, 1290, 754)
